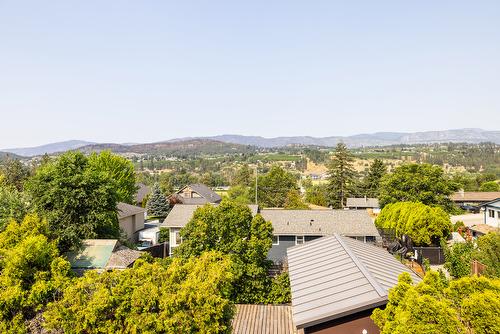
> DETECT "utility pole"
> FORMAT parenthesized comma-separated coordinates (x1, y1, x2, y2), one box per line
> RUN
(255, 165, 258, 205)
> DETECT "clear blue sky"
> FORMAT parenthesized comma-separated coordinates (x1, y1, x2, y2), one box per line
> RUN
(1, 1, 499, 148)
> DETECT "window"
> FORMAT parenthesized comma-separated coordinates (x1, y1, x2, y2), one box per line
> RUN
(497, 210, 500, 219)
(489, 209, 495, 218)
(173, 230, 182, 246)
(272, 235, 279, 245)
(296, 236, 304, 245)
(366, 236, 376, 243)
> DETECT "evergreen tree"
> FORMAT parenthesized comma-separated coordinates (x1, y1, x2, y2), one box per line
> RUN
(146, 183, 170, 219)
(363, 158, 387, 197)
(326, 143, 356, 208)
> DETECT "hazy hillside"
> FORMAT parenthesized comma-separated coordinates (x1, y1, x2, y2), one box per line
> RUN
(79, 139, 255, 156)
(1, 140, 95, 157)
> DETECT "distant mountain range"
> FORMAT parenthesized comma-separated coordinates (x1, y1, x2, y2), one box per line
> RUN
(2, 129, 499, 157)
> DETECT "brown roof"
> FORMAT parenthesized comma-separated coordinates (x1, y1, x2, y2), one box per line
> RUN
(232, 304, 300, 334)
(470, 224, 500, 235)
(450, 192, 500, 202)
(117, 202, 146, 219)
(106, 245, 143, 269)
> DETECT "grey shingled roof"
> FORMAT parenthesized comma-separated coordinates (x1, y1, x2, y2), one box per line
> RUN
(346, 197, 379, 208)
(135, 183, 151, 203)
(106, 245, 143, 269)
(259, 209, 380, 237)
(175, 184, 222, 204)
(117, 202, 146, 219)
(287, 235, 421, 329)
(162, 204, 259, 228)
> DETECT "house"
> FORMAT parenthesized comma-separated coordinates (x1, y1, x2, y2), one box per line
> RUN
(287, 235, 421, 334)
(171, 183, 222, 205)
(66, 239, 143, 275)
(117, 202, 146, 242)
(161, 203, 259, 255)
(346, 198, 380, 211)
(479, 198, 500, 228)
(232, 304, 301, 334)
(135, 183, 151, 206)
(450, 191, 500, 208)
(260, 209, 381, 264)
(469, 224, 500, 238)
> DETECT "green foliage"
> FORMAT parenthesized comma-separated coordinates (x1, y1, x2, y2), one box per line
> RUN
(158, 227, 169, 243)
(375, 202, 451, 246)
(175, 200, 278, 303)
(0, 214, 72, 332)
(44, 252, 235, 333)
(146, 183, 170, 219)
(231, 165, 254, 187)
(362, 158, 387, 197)
(326, 143, 356, 208)
(0, 158, 31, 191)
(0, 185, 29, 228)
(472, 232, 500, 278)
(283, 189, 309, 209)
(444, 241, 474, 278)
(304, 183, 328, 207)
(88, 150, 138, 203)
(227, 185, 254, 204)
(25, 151, 120, 252)
(452, 220, 465, 232)
(257, 165, 298, 208)
(379, 163, 459, 213)
(479, 181, 500, 192)
(266, 272, 292, 304)
(372, 272, 500, 334)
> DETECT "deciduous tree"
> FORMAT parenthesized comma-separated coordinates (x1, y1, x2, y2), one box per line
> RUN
(257, 165, 298, 208)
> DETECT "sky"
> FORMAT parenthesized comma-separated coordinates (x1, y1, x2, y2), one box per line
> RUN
(1, 1, 499, 148)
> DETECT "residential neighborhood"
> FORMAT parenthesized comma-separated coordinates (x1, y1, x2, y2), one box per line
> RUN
(1, 1, 499, 333)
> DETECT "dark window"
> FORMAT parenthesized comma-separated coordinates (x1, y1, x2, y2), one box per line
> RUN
(272, 235, 279, 245)
(489, 209, 495, 218)
(366, 236, 376, 243)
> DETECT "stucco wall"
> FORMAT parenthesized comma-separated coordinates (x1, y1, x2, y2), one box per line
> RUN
(304, 308, 381, 334)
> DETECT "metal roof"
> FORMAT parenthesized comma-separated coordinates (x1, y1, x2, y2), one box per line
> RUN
(117, 202, 146, 219)
(66, 239, 118, 269)
(232, 304, 300, 334)
(287, 235, 421, 329)
(346, 197, 379, 208)
(162, 204, 259, 228)
(260, 209, 380, 237)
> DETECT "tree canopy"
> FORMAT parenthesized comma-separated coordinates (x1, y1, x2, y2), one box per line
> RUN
(362, 158, 387, 198)
(372, 271, 500, 334)
(146, 183, 170, 219)
(44, 252, 235, 334)
(283, 189, 309, 209)
(379, 163, 458, 212)
(88, 150, 137, 203)
(25, 151, 120, 251)
(257, 165, 298, 208)
(479, 181, 500, 192)
(174, 200, 289, 303)
(375, 202, 451, 246)
(326, 143, 357, 208)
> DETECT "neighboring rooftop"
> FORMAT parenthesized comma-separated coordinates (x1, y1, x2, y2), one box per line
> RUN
(162, 203, 259, 228)
(232, 304, 300, 334)
(135, 183, 151, 204)
(259, 209, 380, 237)
(470, 224, 500, 235)
(287, 235, 421, 329)
(450, 191, 500, 203)
(117, 202, 146, 219)
(66, 240, 142, 273)
(346, 197, 379, 208)
(173, 183, 222, 204)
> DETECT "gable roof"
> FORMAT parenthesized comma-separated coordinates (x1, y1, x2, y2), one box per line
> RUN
(287, 235, 421, 329)
(175, 184, 222, 204)
(346, 197, 379, 208)
(135, 183, 151, 203)
(479, 198, 500, 208)
(117, 202, 146, 219)
(450, 192, 500, 202)
(232, 304, 299, 334)
(162, 203, 259, 228)
(259, 209, 380, 237)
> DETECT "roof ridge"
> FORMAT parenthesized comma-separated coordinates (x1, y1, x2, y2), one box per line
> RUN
(334, 234, 386, 297)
